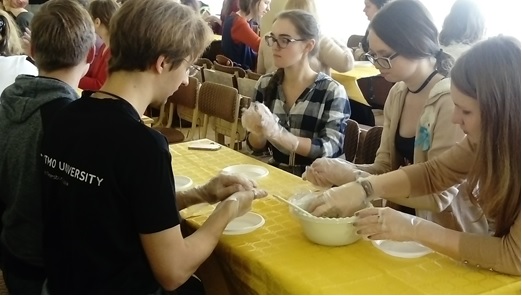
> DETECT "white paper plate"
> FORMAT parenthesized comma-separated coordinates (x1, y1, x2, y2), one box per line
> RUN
(221, 164, 269, 179)
(354, 61, 374, 67)
(174, 175, 193, 191)
(372, 240, 432, 258)
(223, 212, 265, 235)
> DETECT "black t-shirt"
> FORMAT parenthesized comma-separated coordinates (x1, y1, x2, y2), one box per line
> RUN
(41, 92, 179, 294)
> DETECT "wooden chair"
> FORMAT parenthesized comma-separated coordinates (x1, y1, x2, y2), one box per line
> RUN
(194, 58, 213, 82)
(343, 119, 360, 162)
(215, 54, 233, 66)
(246, 70, 263, 80)
(198, 82, 246, 149)
(174, 77, 201, 141)
(357, 126, 383, 164)
(236, 76, 258, 100)
(202, 68, 236, 88)
(153, 102, 185, 144)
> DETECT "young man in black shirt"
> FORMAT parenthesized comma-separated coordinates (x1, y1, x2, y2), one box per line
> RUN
(40, 0, 266, 294)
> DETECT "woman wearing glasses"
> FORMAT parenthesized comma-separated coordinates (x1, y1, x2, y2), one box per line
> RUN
(221, 0, 271, 70)
(242, 9, 350, 176)
(312, 36, 521, 276)
(256, 0, 354, 75)
(303, 0, 487, 234)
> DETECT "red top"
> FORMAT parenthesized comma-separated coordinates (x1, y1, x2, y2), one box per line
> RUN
(231, 16, 260, 52)
(79, 43, 111, 91)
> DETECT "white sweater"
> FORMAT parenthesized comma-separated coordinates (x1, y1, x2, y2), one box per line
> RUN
(0, 55, 38, 96)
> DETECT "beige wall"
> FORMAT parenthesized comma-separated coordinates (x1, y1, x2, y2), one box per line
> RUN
(260, 0, 288, 37)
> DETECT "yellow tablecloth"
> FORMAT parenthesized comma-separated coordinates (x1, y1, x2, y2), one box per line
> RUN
(170, 139, 520, 295)
(331, 65, 381, 106)
(213, 34, 222, 41)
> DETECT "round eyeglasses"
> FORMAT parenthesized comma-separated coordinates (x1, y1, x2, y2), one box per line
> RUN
(265, 35, 306, 49)
(364, 52, 399, 69)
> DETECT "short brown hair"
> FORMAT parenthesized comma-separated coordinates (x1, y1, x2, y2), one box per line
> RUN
(108, 0, 213, 73)
(89, 0, 120, 29)
(30, 0, 96, 72)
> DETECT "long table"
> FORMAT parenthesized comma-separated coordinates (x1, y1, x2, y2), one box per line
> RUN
(170, 139, 520, 294)
(331, 64, 381, 106)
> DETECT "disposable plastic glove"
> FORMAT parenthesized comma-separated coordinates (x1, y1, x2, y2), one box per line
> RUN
(241, 103, 264, 135)
(302, 158, 359, 187)
(215, 188, 268, 218)
(248, 102, 299, 153)
(354, 207, 423, 241)
(192, 173, 257, 204)
(306, 182, 368, 218)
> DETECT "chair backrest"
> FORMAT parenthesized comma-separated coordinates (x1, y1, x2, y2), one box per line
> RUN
(195, 58, 213, 69)
(236, 76, 258, 99)
(343, 119, 360, 162)
(215, 54, 233, 66)
(202, 68, 235, 88)
(357, 75, 395, 110)
(246, 70, 263, 80)
(347, 34, 364, 48)
(198, 82, 244, 148)
(168, 76, 199, 109)
(213, 62, 246, 78)
(359, 126, 383, 164)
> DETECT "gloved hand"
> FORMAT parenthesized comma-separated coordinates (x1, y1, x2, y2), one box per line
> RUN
(241, 103, 264, 135)
(242, 102, 299, 153)
(302, 158, 360, 187)
(354, 207, 423, 241)
(306, 182, 367, 218)
(192, 173, 257, 204)
(215, 188, 268, 218)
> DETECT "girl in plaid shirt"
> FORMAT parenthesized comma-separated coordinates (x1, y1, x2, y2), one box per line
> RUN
(242, 9, 350, 176)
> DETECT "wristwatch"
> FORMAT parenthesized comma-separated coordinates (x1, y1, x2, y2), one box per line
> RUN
(356, 177, 376, 204)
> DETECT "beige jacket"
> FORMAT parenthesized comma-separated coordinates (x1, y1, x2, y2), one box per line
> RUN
(356, 79, 487, 233)
(257, 35, 354, 75)
(402, 138, 521, 275)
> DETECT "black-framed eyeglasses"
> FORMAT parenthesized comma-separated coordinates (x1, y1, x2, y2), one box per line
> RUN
(0, 18, 5, 32)
(265, 34, 306, 49)
(183, 59, 202, 77)
(364, 52, 399, 69)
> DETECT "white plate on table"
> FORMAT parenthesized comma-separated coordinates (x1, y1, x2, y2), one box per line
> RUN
(174, 175, 193, 191)
(372, 240, 432, 258)
(223, 212, 265, 235)
(222, 164, 269, 179)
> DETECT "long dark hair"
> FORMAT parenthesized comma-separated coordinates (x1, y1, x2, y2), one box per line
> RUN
(370, 0, 454, 76)
(451, 36, 521, 237)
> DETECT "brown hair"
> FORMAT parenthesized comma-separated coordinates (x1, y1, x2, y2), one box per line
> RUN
(89, 0, 120, 29)
(439, 0, 486, 47)
(370, 0, 454, 76)
(451, 35, 521, 237)
(108, 0, 213, 73)
(0, 10, 23, 55)
(239, 0, 262, 19)
(30, 0, 96, 72)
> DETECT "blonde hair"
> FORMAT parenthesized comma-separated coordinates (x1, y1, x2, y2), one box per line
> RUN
(451, 35, 521, 237)
(31, 0, 96, 72)
(0, 10, 23, 55)
(284, 0, 317, 18)
(108, 0, 213, 73)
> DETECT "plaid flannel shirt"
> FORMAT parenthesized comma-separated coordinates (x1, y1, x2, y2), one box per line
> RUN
(253, 72, 350, 166)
